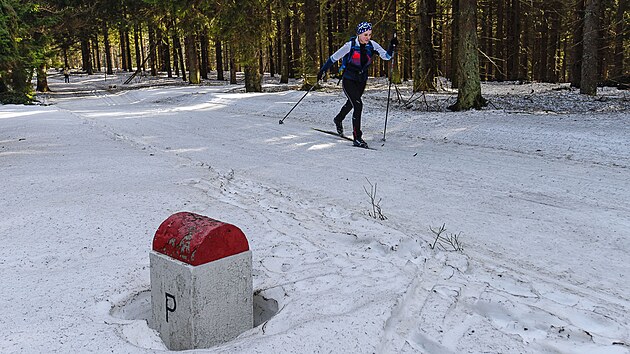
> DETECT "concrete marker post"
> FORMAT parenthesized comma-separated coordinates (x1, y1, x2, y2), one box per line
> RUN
(150, 212, 253, 350)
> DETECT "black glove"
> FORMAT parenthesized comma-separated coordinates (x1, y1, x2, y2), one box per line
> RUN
(390, 36, 399, 48)
(319, 58, 334, 81)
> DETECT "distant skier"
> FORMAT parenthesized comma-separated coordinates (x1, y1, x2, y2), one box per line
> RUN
(63, 67, 70, 83)
(317, 22, 398, 149)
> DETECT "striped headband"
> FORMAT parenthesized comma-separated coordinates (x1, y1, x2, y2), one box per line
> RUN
(356, 22, 372, 35)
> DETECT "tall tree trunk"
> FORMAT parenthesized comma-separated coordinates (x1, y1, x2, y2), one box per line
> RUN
(89, 36, 95, 72)
(496, 0, 506, 81)
(403, 0, 412, 81)
(81, 38, 93, 74)
(487, 3, 494, 80)
(571, 0, 585, 87)
(172, 34, 179, 76)
(186, 35, 200, 84)
(156, 26, 163, 71)
(291, 3, 301, 78)
(139, 26, 146, 71)
(536, 4, 549, 81)
(63, 47, 69, 69)
(173, 32, 186, 81)
(216, 40, 224, 80)
(158, 25, 172, 77)
(93, 35, 101, 71)
(119, 28, 127, 71)
(449, 0, 487, 111)
(326, 1, 336, 74)
(148, 26, 158, 76)
(276, 19, 283, 78)
(36, 63, 49, 92)
(238, 4, 264, 93)
(429, 0, 438, 83)
(125, 30, 133, 71)
(507, 0, 521, 80)
(414, 0, 437, 91)
(134, 24, 142, 72)
(521, 0, 531, 80)
(547, 2, 562, 83)
(561, 35, 569, 81)
(267, 5, 276, 77)
(269, 44, 275, 77)
(200, 31, 209, 80)
(581, 0, 601, 95)
(450, 0, 459, 88)
(612, 0, 627, 78)
(335, 1, 342, 34)
(436, 0, 445, 78)
(303, 0, 319, 88)
(596, 1, 607, 81)
(103, 22, 113, 75)
(229, 45, 237, 84)
(391, 0, 401, 84)
(281, 14, 292, 83)
(531, 8, 540, 80)
(481, 0, 490, 80)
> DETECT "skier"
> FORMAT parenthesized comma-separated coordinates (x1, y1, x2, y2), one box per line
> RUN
(317, 22, 398, 148)
(63, 67, 70, 83)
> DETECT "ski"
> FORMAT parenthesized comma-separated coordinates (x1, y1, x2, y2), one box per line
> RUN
(311, 128, 377, 150)
(312, 127, 353, 141)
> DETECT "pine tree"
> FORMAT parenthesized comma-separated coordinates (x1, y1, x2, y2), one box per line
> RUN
(581, 0, 601, 95)
(449, 0, 487, 111)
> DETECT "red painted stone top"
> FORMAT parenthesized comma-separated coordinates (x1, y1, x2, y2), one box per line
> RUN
(153, 212, 249, 266)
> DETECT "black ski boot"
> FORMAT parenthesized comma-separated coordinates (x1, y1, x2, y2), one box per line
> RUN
(353, 137, 368, 149)
(333, 117, 344, 135)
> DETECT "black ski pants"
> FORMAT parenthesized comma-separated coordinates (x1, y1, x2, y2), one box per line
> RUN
(335, 78, 367, 139)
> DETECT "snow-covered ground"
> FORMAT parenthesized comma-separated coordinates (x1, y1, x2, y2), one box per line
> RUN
(1, 71, 629, 353)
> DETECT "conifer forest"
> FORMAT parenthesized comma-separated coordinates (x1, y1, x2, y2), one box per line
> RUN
(1, 0, 628, 105)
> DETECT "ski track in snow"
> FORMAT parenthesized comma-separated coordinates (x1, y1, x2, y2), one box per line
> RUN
(2, 72, 629, 353)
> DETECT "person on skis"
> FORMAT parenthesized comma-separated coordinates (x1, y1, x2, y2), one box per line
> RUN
(317, 21, 398, 148)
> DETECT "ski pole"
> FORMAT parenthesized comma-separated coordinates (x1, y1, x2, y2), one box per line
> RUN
(382, 33, 397, 141)
(383, 69, 393, 141)
(279, 82, 318, 124)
